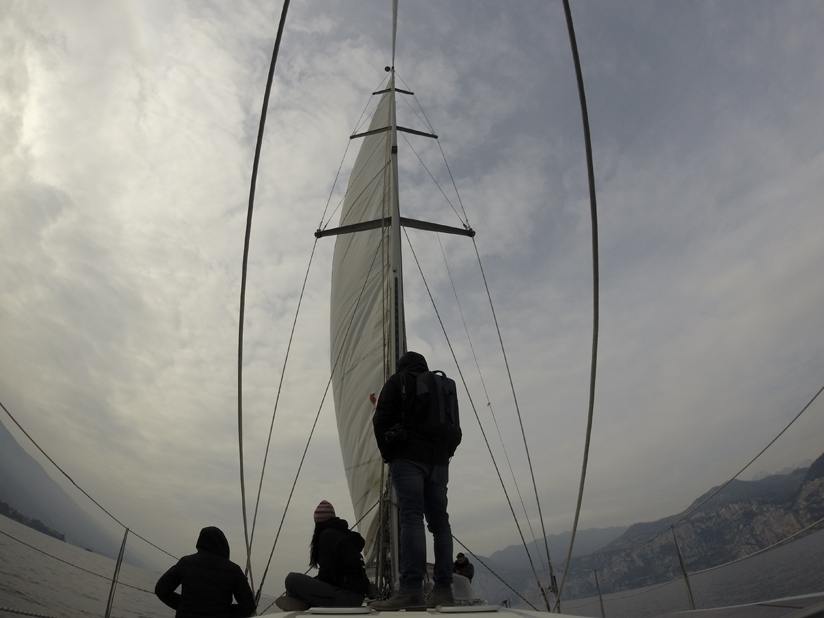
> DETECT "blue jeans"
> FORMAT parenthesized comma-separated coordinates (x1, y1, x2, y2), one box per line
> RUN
(390, 459, 453, 592)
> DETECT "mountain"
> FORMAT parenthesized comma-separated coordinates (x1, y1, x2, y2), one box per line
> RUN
(486, 526, 628, 570)
(560, 453, 824, 599)
(475, 453, 824, 606)
(0, 417, 120, 558)
(473, 526, 627, 606)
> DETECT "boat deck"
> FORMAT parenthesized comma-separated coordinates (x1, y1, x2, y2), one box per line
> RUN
(659, 592, 824, 617)
(260, 592, 824, 618)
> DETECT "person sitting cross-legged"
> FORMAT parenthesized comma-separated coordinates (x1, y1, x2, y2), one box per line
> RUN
(275, 500, 371, 611)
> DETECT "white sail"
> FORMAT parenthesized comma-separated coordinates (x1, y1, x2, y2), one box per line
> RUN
(330, 92, 394, 556)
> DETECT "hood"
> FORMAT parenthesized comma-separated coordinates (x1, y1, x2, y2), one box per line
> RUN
(196, 526, 230, 559)
(398, 351, 428, 374)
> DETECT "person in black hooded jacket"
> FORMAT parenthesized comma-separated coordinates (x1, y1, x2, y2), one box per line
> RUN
(370, 351, 458, 611)
(155, 526, 255, 618)
(275, 500, 370, 611)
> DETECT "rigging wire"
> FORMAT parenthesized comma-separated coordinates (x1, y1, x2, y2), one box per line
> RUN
(0, 607, 58, 618)
(555, 0, 600, 608)
(236, 0, 291, 588)
(399, 133, 467, 226)
(469, 236, 561, 602)
(398, 73, 471, 224)
(403, 230, 553, 612)
(674, 384, 824, 527)
(0, 528, 153, 595)
(323, 157, 393, 232)
(400, 72, 556, 589)
(452, 535, 539, 611)
(319, 75, 389, 229)
(253, 242, 384, 603)
(572, 514, 824, 607)
(0, 401, 177, 560)
(436, 236, 549, 576)
(247, 238, 319, 552)
(619, 382, 824, 555)
(245, 82, 389, 544)
(256, 498, 383, 616)
(689, 513, 824, 577)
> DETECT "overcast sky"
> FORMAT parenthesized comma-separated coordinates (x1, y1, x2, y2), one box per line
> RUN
(2, 0, 823, 598)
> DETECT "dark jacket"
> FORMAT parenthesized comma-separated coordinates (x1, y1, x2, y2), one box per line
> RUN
(454, 558, 474, 582)
(373, 351, 452, 465)
(155, 526, 255, 618)
(315, 517, 370, 595)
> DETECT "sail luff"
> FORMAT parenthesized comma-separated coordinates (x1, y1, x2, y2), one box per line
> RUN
(329, 92, 396, 563)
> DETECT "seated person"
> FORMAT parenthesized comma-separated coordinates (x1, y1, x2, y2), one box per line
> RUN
(276, 500, 371, 610)
(155, 526, 255, 617)
(453, 552, 474, 582)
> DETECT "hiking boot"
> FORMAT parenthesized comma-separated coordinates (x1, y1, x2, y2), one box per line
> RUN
(369, 591, 425, 611)
(275, 594, 310, 611)
(427, 585, 454, 608)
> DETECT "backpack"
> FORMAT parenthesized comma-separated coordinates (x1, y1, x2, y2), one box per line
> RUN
(403, 370, 462, 457)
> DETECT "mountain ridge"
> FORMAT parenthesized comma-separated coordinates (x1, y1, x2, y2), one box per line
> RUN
(474, 452, 824, 605)
(0, 417, 120, 559)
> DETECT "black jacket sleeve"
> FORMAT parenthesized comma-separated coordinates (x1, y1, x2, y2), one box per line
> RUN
(231, 565, 256, 617)
(155, 562, 183, 609)
(373, 375, 403, 461)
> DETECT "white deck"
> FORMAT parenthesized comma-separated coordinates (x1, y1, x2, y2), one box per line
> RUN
(259, 591, 824, 618)
(259, 607, 585, 618)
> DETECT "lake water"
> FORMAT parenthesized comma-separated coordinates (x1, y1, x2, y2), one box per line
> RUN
(0, 516, 277, 617)
(561, 526, 824, 617)
(2, 514, 823, 617)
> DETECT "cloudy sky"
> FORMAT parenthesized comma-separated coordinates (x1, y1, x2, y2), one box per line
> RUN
(2, 0, 823, 598)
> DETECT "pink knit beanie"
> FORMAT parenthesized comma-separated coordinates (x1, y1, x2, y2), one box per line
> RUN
(314, 500, 335, 523)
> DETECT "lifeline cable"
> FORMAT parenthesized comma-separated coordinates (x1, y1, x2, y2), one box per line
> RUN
(253, 241, 384, 603)
(0, 528, 153, 595)
(555, 0, 601, 609)
(0, 401, 176, 560)
(237, 0, 291, 588)
(452, 535, 539, 611)
(690, 513, 824, 577)
(0, 608, 58, 618)
(404, 230, 552, 612)
(622, 382, 824, 554)
(675, 383, 824, 527)
(574, 515, 824, 606)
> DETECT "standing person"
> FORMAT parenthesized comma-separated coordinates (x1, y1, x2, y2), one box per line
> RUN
(275, 500, 371, 610)
(453, 552, 474, 582)
(370, 351, 462, 610)
(155, 526, 255, 618)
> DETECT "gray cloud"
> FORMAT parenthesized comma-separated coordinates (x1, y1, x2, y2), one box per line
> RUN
(1, 0, 823, 597)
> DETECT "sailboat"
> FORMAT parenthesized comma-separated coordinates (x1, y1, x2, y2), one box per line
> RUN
(2, 2, 823, 618)
(249, 2, 824, 618)
(249, 0, 567, 613)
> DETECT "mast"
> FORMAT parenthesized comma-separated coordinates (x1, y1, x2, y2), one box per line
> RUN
(321, 0, 472, 595)
(385, 0, 405, 592)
